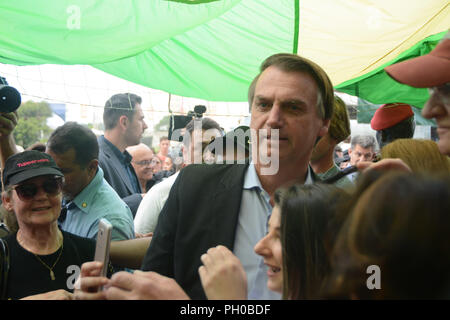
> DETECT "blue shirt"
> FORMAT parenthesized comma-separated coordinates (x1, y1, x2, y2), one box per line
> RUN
(99, 136, 141, 194)
(233, 163, 314, 300)
(59, 167, 135, 241)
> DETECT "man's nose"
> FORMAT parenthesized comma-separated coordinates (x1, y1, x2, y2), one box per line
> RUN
(422, 92, 446, 119)
(266, 104, 284, 128)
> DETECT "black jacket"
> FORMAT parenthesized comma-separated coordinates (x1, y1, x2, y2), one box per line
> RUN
(141, 163, 247, 299)
(97, 136, 142, 217)
(141, 163, 319, 299)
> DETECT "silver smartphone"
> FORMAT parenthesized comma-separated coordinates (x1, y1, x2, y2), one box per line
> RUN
(94, 218, 113, 278)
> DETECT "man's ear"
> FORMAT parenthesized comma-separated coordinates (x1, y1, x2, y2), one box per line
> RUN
(87, 159, 99, 179)
(318, 119, 330, 137)
(118, 115, 129, 131)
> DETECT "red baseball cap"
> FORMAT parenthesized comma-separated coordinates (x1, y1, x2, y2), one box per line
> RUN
(371, 103, 414, 131)
(384, 35, 450, 88)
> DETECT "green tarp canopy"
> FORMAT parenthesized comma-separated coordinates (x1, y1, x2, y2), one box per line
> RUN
(0, 0, 448, 108)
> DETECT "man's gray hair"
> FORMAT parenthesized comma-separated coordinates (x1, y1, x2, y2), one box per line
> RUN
(351, 135, 378, 151)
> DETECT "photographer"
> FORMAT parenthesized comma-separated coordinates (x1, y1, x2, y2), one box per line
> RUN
(134, 116, 222, 235)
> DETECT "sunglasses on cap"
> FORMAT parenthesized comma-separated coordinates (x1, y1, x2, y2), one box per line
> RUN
(11, 176, 64, 201)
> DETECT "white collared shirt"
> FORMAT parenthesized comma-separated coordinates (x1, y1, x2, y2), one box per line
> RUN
(233, 163, 313, 300)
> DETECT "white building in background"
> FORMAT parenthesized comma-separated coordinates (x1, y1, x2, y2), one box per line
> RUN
(65, 103, 103, 127)
(46, 112, 65, 129)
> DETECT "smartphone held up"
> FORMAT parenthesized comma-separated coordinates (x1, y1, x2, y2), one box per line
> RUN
(94, 218, 113, 278)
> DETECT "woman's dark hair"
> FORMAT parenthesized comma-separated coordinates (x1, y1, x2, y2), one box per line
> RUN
(327, 170, 450, 299)
(274, 183, 350, 299)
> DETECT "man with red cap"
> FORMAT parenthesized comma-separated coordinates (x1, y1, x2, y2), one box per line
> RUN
(384, 32, 450, 156)
(370, 102, 415, 148)
(348, 31, 450, 175)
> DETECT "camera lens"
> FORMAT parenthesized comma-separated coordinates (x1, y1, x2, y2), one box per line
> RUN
(0, 85, 21, 113)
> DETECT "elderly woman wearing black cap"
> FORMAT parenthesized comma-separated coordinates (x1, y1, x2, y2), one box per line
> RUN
(0, 151, 96, 300)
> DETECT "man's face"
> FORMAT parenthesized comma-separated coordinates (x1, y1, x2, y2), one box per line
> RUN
(125, 103, 148, 147)
(130, 147, 154, 182)
(163, 157, 173, 171)
(182, 128, 221, 165)
(159, 139, 170, 155)
(250, 66, 329, 167)
(46, 148, 94, 201)
(422, 84, 450, 156)
(349, 144, 375, 165)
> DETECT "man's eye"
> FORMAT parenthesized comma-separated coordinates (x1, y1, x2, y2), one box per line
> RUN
(257, 102, 270, 109)
(288, 105, 300, 112)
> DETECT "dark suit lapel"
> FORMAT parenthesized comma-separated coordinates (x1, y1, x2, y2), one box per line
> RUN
(99, 138, 136, 194)
(210, 164, 248, 251)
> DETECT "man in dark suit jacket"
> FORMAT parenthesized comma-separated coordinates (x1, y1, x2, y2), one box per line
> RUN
(77, 53, 334, 300)
(98, 93, 148, 216)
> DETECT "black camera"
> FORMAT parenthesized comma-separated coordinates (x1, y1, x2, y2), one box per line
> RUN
(168, 105, 207, 141)
(0, 76, 21, 113)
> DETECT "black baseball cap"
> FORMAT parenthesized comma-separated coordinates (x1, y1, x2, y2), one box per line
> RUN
(2, 150, 64, 187)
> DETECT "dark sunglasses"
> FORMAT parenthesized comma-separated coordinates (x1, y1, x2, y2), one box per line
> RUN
(12, 176, 64, 201)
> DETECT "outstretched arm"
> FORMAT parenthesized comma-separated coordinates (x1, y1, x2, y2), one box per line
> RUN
(356, 158, 412, 173)
(109, 236, 152, 269)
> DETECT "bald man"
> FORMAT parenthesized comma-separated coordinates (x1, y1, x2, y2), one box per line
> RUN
(127, 143, 155, 193)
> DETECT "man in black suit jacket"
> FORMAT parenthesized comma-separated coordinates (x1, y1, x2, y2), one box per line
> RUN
(98, 93, 148, 216)
(77, 53, 335, 300)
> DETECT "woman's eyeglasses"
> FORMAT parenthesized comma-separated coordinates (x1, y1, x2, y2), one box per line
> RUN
(12, 176, 64, 201)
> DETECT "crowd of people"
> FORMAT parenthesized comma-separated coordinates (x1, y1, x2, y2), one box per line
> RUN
(0, 32, 449, 300)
